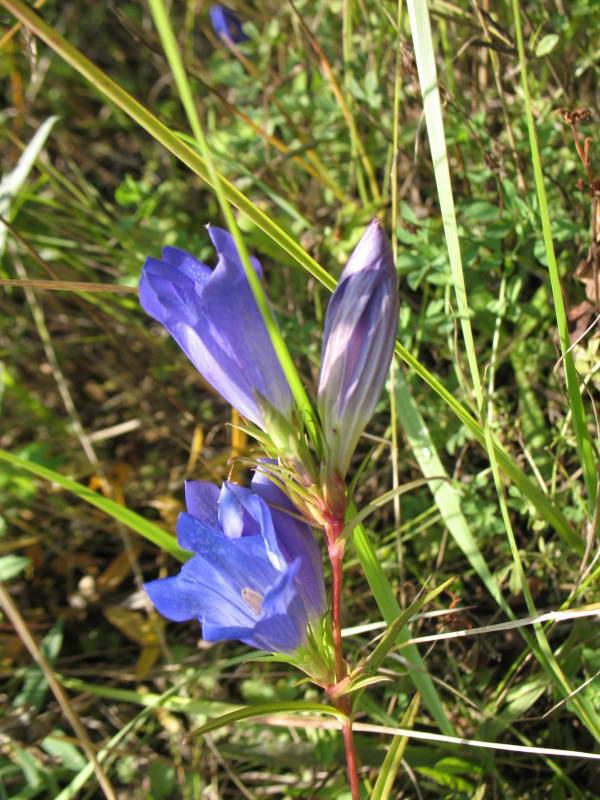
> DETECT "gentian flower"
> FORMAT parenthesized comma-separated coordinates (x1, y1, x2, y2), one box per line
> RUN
(318, 220, 398, 478)
(139, 227, 293, 431)
(145, 476, 325, 654)
(209, 5, 250, 44)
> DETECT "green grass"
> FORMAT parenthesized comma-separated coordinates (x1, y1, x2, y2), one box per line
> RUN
(1, 1, 600, 797)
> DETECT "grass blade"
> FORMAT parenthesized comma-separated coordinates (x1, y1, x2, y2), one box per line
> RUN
(371, 693, 420, 800)
(511, 0, 597, 509)
(0, 448, 190, 561)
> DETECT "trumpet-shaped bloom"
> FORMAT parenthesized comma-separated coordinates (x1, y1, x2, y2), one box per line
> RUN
(209, 5, 249, 44)
(139, 227, 293, 430)
(145, 477, 325, 654)
(318, 220, 398, 477)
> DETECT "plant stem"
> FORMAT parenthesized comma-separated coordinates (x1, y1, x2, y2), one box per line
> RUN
(328, 530, 346, 686)
(326, 517, 360, 799)
(342, 716, 361, 800)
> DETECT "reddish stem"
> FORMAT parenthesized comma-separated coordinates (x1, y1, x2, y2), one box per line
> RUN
(329, 532, 346, 686)
(326, 517, 360, 800)
(342, 716, 361, 800)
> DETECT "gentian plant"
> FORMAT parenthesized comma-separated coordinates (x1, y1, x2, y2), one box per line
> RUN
(146, 475, 332, 682)
(141, 219, 398, 799)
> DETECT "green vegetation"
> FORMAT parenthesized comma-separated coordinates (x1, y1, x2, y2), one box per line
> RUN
(1, 1, 600, 797)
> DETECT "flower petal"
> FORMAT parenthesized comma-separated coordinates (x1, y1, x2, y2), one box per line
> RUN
(184, 481, 221, 530)
(209, 5, 250, 44)
(139, 228, 293, 429)
(148, 512, 282, 628)
(251, 466, 325, 618)
(219, 482, 286, 572)
(203, 560, 306, 653)
(318, 220, 398, 476)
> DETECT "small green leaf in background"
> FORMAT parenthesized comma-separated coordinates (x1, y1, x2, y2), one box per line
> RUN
(42, 732, 88, 772)
(536, 34, 559, 57)
(13, 620, 64, 711)
(0, 554, 30, 581)
(149, 760, 177, 799)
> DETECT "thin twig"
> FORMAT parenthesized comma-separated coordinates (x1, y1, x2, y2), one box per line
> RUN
(0, 277, 136, 293)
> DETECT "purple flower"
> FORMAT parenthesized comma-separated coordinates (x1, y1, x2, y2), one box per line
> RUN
(145, 476, 325, 654)
(209, 5, 250, 44)
(139, 227, 293, 430)
(318, 220, 398, 477)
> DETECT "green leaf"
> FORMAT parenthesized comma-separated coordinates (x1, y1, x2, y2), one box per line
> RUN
(535, 34, 559, 57)
(0, 554, 31, 580)
(149, 761, 177, 799)
(192, 701, 344, 737)
(356, 577, 455, 680)
(42, 732, 87, 772)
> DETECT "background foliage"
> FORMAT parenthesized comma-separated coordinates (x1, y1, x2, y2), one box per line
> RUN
(1, 0, 600, 797)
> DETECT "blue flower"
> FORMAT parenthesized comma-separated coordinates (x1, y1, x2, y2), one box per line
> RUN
(145, 476, 325, 654)
(209, 5, 249, 44)
(139, 227, 293, 430)
(318, 220, 399, 477)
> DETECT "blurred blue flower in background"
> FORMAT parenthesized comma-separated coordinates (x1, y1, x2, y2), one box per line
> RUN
(145, 475, 325, 654)
(209, 5, 249, 44)
(318, 219, 399, 478)
(139, 227, 293, 431)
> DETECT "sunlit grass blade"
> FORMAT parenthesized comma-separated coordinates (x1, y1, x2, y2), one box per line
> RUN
(147, 0, 318, 445)
(393, 369, 513, 614)
(0, 448, 190, 561)
(371, 693, 420, 800)
(511, 0, 597, 510)
(406, 0, 483, 410)
(0, 114, 57, 259)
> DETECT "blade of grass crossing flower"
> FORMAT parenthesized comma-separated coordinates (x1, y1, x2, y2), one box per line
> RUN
(371, 693, 420, 800)
(351, 522, 455, 736)
(147, 0, 318, 446)
(406, 0, 483, 411)
(0, 448, 191, 562)
(389, 0, 406, 598)
(511, 0, 597, 510)
(0, 0, 582, 545)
